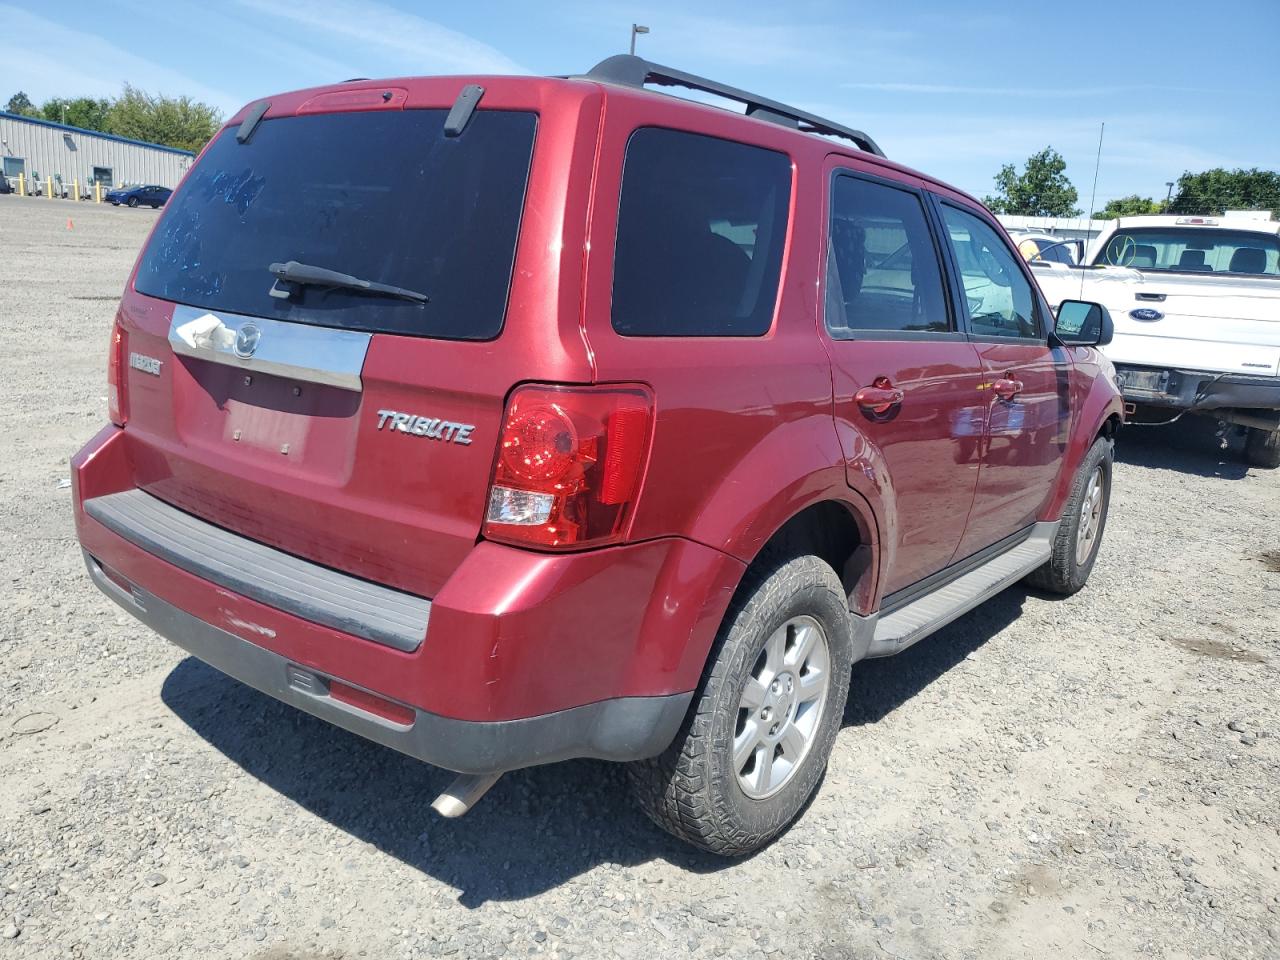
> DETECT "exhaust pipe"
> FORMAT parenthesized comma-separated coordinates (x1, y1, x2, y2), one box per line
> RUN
(431, 772, 502, 817)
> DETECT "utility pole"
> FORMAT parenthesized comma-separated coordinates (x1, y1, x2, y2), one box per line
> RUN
(1164, 181, 1175, 210)
(630, 23, 649, 55)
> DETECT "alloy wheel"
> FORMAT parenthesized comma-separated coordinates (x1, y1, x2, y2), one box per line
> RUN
(733, 615, 831, 800)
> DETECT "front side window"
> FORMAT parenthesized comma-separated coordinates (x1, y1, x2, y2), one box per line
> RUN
(1100, 228, 1280, 276)
(940, 205, 1040, 339)
(826, 175, 950, 335)
(611, 128, 791, 337)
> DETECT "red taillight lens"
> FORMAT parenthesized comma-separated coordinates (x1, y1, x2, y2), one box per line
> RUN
(484, 385, 654, 549)
(106, 318, 126, 427)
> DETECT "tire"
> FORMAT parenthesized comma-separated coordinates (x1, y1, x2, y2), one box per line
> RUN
(127, 197, 139, 208)
(1244, 427, 1280, 469)
(628, 553, 854, 857)
(1025, 435, 1114, 595)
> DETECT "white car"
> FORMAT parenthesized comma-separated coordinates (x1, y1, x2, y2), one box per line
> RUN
(1032, 214, 1280, 467)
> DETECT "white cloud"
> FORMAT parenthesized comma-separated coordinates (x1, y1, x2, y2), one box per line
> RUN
(233, 0, 528, 75)
(576, 3, 921, 75)
(0, 5, 242, 115)
(844, 81, 1206, 98)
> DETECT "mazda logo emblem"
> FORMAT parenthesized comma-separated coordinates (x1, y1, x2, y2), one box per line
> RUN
(233, 323, 262, 358)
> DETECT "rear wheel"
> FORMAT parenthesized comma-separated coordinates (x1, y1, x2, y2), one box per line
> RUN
(1025, 435, 1113, 595)
(1244, 427, 1280, 469)
(628, 554, 853, 856)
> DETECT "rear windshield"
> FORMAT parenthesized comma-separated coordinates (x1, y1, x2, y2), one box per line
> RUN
(135, 109, 537, 340)
(1098, 228, 1280, 276)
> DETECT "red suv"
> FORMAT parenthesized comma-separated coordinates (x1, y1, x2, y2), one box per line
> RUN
(72, 56, 1123, 856)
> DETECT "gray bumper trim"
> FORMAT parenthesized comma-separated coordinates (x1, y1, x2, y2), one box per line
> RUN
(1117, 364, 1280, 412)
(84, 551, 692, 774)
(84, 489, 430, 652)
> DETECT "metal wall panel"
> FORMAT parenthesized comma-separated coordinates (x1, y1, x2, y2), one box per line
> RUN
(0, 114, 194, 191)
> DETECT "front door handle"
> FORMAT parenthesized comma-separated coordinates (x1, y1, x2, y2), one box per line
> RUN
(855, 376, 905, 414)
(992, 377, 1024, 401)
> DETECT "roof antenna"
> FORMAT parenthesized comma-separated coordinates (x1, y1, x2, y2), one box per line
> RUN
(1080, 120, 1104, 299)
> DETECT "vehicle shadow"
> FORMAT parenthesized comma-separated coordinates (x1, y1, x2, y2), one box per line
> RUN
(1115, 418, 1249, 480)
(162, 582, 1033, 901)
(843, 587, 1026, 727)
(161, 659, 730, 905)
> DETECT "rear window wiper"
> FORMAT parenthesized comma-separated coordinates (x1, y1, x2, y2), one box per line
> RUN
(268, 260, 429, 304)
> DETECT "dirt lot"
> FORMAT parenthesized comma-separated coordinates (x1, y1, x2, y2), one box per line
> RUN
(1, 195, 1278, 959)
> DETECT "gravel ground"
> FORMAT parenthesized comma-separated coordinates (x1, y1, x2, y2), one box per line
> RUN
(2, 194, 1279, 959)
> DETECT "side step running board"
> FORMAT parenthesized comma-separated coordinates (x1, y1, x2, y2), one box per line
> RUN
(866, 521, 1057, 658)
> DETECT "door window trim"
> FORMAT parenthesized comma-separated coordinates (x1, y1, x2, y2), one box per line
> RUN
(822, 167, 966, 343)
(929, 196, 1049, 344)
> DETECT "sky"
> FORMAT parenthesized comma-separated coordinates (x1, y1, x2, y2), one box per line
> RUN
(2, 0, 1277, 207)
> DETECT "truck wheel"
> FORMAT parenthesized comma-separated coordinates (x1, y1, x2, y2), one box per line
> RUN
(628, 554, 853, 857)
(1244, 427, 1280, 469)
(1025, 435, 1113, 596)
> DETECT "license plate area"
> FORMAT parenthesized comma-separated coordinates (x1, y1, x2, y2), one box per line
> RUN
(1122, 369, 1169, 395)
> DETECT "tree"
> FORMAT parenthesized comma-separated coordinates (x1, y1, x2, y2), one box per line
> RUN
(39, 96, 111, 132)
(1094, 195, 1164, 221)
(5, 91, 38, 116)
(105, 84, 222, 152)
(983, 147, 1081, 217)
(1167, 168, 1280, 216)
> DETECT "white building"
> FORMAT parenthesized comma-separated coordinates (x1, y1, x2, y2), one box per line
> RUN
(995, 214, 1110, 244)
(0, 111, 194, 193)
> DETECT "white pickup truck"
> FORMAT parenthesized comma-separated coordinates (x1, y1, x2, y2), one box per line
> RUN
(1031, 214, 1280, 467)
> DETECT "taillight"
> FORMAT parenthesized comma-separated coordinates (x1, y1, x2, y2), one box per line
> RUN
(106, 318, 127, 426)
(484, 384, 654, 549)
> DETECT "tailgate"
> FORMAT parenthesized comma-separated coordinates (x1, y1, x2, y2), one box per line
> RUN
(119, 292, 510, 597)
(106, 92, 582, 599)
(1037, 266, 1280, 376)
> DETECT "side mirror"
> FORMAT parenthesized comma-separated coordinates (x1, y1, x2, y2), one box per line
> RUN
(1054, 299, 1113, 347)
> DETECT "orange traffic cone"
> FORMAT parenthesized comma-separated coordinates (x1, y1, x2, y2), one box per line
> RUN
(67, 218, 74, 231)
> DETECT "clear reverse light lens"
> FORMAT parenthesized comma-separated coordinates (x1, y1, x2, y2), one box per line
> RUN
(486, 486, 555, 525)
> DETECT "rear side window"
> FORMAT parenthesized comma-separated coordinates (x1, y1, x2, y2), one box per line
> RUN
(826, 175, 950, 335)
(611, 128, 791, 337)
(1099, 228, 1280, 275)
(939, 205, 1041, 340)
(135, 109, 537, 340)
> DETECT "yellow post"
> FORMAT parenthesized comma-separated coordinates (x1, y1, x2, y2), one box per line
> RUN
(46, 176, 53, 199)
(94, 182, 102, 204)
(16, 173, 24, 197)
(72, 179, 80, 202)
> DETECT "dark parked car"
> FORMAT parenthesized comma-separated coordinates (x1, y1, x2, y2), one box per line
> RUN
(0, 177, 11, 195)
(105, 184, 171, 208)
(73, 56, 1123, 856)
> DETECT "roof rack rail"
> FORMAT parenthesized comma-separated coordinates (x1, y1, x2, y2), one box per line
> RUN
(580, 54, 885, 158)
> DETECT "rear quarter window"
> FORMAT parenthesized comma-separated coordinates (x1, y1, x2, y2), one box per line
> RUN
(610, 127, 792, 337)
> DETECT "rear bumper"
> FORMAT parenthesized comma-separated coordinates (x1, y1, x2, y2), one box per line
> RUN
(1115, 364, 1280, 412)
(73, 426, 742, 772)
(85, 551, 690, 773)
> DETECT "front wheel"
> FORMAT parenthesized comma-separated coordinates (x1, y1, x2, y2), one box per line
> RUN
(1025, 435, 1114, 595)
(127, 197, 139, 208)
(1244, 427, 1280, 469)
(628, 554, 854, 856)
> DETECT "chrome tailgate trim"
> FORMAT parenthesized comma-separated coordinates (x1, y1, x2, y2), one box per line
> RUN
(168, 304, 370, 392)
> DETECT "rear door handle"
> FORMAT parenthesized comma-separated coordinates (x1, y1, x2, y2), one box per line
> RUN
(992, 377, 1024, 401)
(855, 377, 905, 414)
